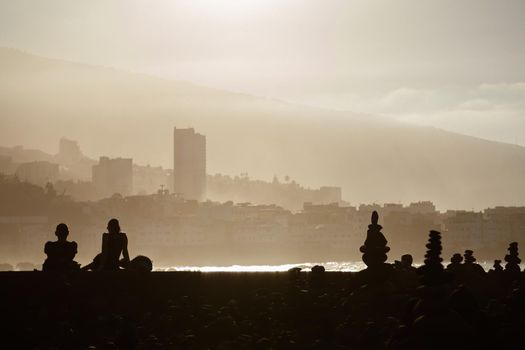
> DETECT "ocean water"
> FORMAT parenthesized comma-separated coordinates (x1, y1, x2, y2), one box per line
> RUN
(156, 261, 367, 272)
(155, 261, 508, 272)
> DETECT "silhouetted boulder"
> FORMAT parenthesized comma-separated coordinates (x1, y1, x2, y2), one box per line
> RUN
(448, 285, 479, 325)
(287, 267, 302, 282)
(128, 255, 153, 272)
(309, 265, 327, 288)
(311, 265, 325, 273)
(255, 337, 272, 350)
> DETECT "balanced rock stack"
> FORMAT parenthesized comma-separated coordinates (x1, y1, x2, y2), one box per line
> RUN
(447, 253, 463, 269)
(417, 230, 446, 286)
(492, 259, 503, 273)
(462, 249, 485, 275)
(504, 242, 521, 274)
(451, 253, 463, 265)
(463, 250, 476, 264)
(360, 211, 390, 270)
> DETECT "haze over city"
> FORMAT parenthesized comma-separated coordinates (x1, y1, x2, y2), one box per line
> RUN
(1, 0, 525, 210)
(3, 1, 525, 348)
(2, 0, 525, 143)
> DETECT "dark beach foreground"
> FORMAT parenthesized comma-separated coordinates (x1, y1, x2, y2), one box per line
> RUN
(1, 269, 525, 350)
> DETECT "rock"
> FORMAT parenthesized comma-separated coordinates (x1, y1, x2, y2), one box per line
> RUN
(360, 211, 390, 269)
(311, 265, 325, 273)
(463, 250, 476, 264)
(492, 259, 503, 272)
(128, 255, 153, 272)
(417, 230, 448, 286)
(504, 242, 521, 274)
(450, 253, 463, 265)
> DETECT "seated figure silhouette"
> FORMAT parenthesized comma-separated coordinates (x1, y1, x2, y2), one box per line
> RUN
(43, 223, 79, 272)
(400, 254, 416, 272)
(83, 218, 130, 271)
(99, 218, 130, 270)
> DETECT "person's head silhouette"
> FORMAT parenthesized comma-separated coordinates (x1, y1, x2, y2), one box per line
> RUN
(55, 223, 69, 241)
(401, 254, 413, 267)
(107, 218, 121, 234)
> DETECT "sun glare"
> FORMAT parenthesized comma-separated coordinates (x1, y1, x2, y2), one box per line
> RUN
(186, 0, 270, 17)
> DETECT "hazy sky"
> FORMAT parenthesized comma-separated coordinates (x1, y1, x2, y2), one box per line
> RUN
(1, 0, 525, 145)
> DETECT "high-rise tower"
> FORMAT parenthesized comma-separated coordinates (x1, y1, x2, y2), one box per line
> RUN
(173, 127, 206, 201)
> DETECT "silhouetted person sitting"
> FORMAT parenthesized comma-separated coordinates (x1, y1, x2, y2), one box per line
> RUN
(400, 254, 416, 272)
(43, 223, 79, 272)
(82, 218, 130, 271)
(97, 218, 130, 271)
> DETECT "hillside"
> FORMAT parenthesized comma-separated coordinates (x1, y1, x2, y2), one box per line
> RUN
(1, 48, 525, 210)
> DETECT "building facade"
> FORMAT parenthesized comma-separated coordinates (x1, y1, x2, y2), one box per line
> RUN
(15, 161, 59, 186)
(173, 127, 206, 201)
(57, 138, 83, 164)
(92, 156, 133, 198)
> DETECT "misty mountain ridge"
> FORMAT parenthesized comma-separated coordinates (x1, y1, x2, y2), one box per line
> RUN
(1, 47, 525, 210)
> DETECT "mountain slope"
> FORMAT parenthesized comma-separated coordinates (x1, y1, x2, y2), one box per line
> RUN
(1, 47, 524, 209)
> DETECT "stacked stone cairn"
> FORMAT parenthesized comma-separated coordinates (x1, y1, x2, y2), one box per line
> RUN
(447, 253, 463, 271)
(451, 253, 463, 265)
(463, 250, 477, 265)
(360, 211, 390, 270)
(504, 242, 521, 274)
(462, 249, 485, 275)
(417, 230, 446, 286)
(492, 259, 503, 273)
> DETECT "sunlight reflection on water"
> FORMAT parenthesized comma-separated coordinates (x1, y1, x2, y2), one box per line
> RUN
(155, 261, 512, 272)
(157, 261, 365, 272)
